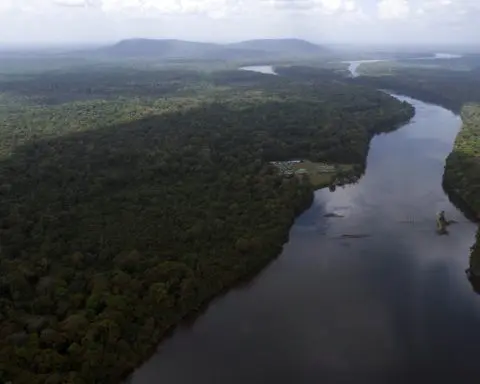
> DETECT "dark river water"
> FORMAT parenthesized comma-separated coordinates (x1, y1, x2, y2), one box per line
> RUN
(130, 64, 480, 384)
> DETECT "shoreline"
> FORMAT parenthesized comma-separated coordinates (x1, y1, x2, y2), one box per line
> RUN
(442, 105, 480, 275)
(123, 183, 314, 383)
(125, 104, 415, 383)
(126, 63, 416, 383)
(349, 64, 480, 277)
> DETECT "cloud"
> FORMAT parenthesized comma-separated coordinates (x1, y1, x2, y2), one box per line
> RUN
(97, 0, 238, 18)
(53, 0, 89, 6)
(0, 0, 479, 44)
(271, 0, 357, 14)
(53, 0, 103, 7)
(0, 0, 14, 13)
(377, 0, 409, 19)
(95, 0, 357, 17)
(344, 1, 356, 11)
(272, 0, 321, 10)
(319, 0, 344, 13)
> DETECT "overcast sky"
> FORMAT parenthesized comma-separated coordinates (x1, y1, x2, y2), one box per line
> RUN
(1, 0, 478, 45)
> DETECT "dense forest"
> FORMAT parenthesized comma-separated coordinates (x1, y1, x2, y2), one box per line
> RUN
(444, 105, 480, 215)
(355, 62, 480, 288)
(0, 65, 414, 383)
(354, 64, 480, 113)
(443, 105, 480, 276)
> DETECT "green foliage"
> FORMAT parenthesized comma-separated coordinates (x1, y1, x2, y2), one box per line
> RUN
(354, 66, 480, 113)
(357, 54, 480, 75)
(473, 231, 480, 270)
(0, 65, 413, 383)
(355, 63, 480, 274)
(444, 105, 480, 268)
(444, 105, 480, 214)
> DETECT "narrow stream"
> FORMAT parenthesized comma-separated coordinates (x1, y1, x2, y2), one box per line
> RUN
(130, 63, 480, 384)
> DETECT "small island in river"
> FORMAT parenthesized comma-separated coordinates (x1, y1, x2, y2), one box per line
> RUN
(355, 60, 480, 286)
(130, 55, 480, 384)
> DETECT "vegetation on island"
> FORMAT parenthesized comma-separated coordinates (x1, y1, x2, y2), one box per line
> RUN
(0, 61, 414, 383)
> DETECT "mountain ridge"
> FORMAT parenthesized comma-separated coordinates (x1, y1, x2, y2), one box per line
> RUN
(97, 38, 329, 60)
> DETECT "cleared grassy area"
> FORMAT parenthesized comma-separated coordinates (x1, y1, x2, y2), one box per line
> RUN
(291, 160, 354, 189)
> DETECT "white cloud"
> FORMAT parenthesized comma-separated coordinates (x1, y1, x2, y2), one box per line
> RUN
(98, 0, 237, 18)
(53, 0, 89, 6)
(377, 0, 409, 19)
(0, 0, 14, 13)
(344, 1, 356, 11)
(0, 0, 479, 44)
(318, 0, 343, 12)
(270, 0, 357, 14)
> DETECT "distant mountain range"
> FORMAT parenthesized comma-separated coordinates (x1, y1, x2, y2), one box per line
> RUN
(96, 38, 329, 61)
(228, 38, 325, 54)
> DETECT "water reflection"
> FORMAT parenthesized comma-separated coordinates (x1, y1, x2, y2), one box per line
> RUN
(130, 79, 480, 384)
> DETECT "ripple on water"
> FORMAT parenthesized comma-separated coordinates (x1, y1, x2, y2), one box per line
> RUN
(129, 63, 480, 384)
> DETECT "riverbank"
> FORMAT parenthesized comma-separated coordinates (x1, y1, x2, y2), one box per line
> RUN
(130, 82, 480, 384)
(123, 106, 415, 382)
(0, 63, 418, 384)
(444, 105, 480, 215)
(120, 68, 415, 383)
(443, 105, 480, 273)
(350, 61, 480, 276)
(270, 160, 358, 189)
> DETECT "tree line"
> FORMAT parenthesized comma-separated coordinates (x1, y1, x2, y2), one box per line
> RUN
(0, 65, 414, 383)
(354, 63, 480, 290)
(354, 65, 480, 113)
(443, 105, 480, 281)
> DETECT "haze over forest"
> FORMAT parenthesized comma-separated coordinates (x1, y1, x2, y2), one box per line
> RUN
(2, 1, 480, 384)
(1, 0, 479, 47)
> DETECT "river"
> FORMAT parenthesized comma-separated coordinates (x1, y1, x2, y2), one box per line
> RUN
(130, 63, 480, 383)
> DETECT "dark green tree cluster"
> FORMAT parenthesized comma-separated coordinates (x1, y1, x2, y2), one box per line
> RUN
(0, 66, 414, 383)
(443, 105, 480, 274)
(354, 66, 480, 113)
(0, 67, 206, 104)
(444, 105, 480, 215)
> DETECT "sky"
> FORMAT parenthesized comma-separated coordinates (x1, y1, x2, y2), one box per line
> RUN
(1, 0, 479, 45)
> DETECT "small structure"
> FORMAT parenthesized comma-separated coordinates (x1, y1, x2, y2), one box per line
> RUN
(317, 163, 336, 173)
(295, 168, 308, 175)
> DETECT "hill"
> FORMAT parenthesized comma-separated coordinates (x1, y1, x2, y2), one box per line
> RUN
(228, 38, 328, 55)
(102, 38, 218, 58)
(95, 38, 328, 61)
(98, 38, 267, 60)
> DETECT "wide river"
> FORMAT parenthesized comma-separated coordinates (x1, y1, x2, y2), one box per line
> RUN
(130, 63, 480, 383)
